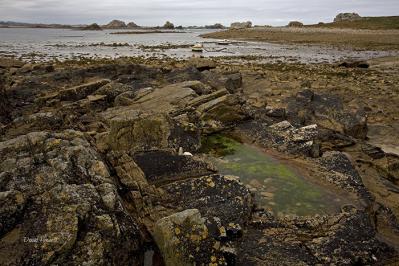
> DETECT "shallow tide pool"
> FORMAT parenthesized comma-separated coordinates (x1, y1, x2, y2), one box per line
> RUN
(203, 134, 347, 216)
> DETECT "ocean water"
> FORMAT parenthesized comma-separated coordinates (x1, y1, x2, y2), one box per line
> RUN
(0, 27, 396, 63)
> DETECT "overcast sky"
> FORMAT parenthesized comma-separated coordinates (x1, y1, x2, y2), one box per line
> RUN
(0, 0, 398, 26)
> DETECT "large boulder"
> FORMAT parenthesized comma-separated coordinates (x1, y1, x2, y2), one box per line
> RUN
(222, 73, 242, 93)
(196, 94, 247, 133)
(99, 109, 200, 153)
(105, 111, 172, 152)
(230, 21, 252, 29)
(153, 209, 207, 266)
(334, 13, 362, 22)
(287, 21, 304, 27)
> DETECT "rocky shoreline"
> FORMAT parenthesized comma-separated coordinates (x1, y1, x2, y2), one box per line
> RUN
(1, 55, 399, 265)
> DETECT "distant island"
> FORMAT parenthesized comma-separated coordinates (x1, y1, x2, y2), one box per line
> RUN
(0, 20, 227, 30)
(0, 21, 76, 29)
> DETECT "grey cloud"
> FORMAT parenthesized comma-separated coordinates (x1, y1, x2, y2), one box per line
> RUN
(0, 0, 398, 26)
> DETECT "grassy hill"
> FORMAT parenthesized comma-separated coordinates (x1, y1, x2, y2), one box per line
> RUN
(308, 16, 399, 30)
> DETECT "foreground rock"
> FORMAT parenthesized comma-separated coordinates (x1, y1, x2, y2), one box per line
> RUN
(0, 58, 398, 265)
(0, 131, 142, 265)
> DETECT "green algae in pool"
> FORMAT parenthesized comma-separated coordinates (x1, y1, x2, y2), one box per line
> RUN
(203, 134, 344, 216)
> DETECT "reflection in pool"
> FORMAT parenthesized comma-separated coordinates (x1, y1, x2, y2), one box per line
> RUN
(203, 134, 347, 216)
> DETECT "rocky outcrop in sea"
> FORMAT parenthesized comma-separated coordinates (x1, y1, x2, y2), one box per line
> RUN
(103, 20, 127, 29)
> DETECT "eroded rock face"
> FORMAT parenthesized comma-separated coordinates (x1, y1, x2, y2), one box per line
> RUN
(0, 131, 142, 265)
